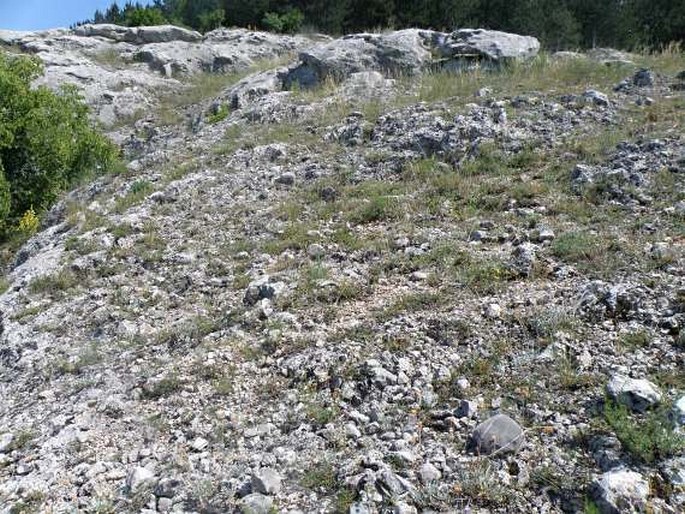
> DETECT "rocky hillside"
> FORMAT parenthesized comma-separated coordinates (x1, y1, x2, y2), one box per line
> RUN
(0, 23, 684, 514)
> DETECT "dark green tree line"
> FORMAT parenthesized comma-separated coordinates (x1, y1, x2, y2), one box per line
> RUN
(81, 0, 685, 50)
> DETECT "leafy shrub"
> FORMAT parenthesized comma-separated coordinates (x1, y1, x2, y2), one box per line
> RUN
(0, 53, 118, 236)
(262, 8, 304, 34)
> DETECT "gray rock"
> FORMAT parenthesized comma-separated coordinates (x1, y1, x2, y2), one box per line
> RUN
(126, 467, 156, 493)
(226, 69, 284, 110)
(418, 462, 441, 484)
(375, 469, 413, 498)
(391, 450, 416, 466)
(307, 244, 325, 259)
(365, 360, 398, 387)
(5, 25, 312, 127)
(285, 29, 438, 88)
(579, 282, 642, 320)
(456, 399, 479, 418)
(606, 374, 662, 412)
(651, 242, 674, 262)
(340, 71, 396, 100)
(0, 433, 14, 453)
(319, 186, 338, 202)
(469, 414, 525, 455)
(251, 467, 282, 495)
(673, 396, 685, 426)
(586, 48, 635, 66)
(583, 89, 610, 107)
(661, 457, 685, 488)
(591, 469, 649, 514)
(154, 478, 181, 498)
(240, 493, 274, 514)
(190, 437, 209, 452)
(456, 378, 471, 391)
(393, 502, 418, 514)
(15, 463, 31, 475)
(410, 271, 429, 282)
(572, 163, 596, 188)
(244, 277, 285, 306)
(511, 243, 537, 277)
(469, 229, 487, 242)
(157, 497, 173, 513)
(533, 227, 555, 242)
(440, 29, 540, 61)
(590, 436, 624, 472)
(349, 503, 373, 514)
(73, 24, 202, 44)
(275, 172, 296, 186)
(633, 69, 655, 87)
(484, 303, 502, 319)
(345, 423, 362, 439)
(244, 423, 276, 438)
(553, 50, 586, 61)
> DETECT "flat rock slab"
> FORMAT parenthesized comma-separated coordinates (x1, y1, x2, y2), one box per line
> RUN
(469, 414, 524, 455)
(74, 24, 202, 44)
(441, 29, 540, 61)
(606, 374, 662, 412)
(592, 469, 649, 514)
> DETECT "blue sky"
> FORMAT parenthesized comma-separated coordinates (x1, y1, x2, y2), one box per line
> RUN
(0, 0, 152, 31)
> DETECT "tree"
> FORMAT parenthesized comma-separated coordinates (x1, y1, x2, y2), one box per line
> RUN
(0, 53, 118, 234)
(262, 8, 304, 34)
(104, 3, 122, 23)
(292, 0, 351, 34)
(344, 0, 396, 31)
(124, 6, 167, 27)
(198, 8, 225, 32)
(93, 10, 106, 24)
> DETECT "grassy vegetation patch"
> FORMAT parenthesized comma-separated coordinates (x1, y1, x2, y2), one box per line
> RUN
(141, 374, 183, 400)
(53, 344, 103, 376)
(603, 400, 685, 464)
(551, 231, 603, 263)
(376, 291, 445, 322)
(29, 269, 80, 297)
(114, 179, 154, 213)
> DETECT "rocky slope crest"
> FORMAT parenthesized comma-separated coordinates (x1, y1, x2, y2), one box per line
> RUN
(0, 23, 684, 514)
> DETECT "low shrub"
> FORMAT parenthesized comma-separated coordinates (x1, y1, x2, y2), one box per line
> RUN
(0, 52, 119, 237)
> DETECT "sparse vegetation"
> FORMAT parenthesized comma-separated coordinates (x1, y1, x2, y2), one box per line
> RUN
(114, 179, 154, 212)
(305, 399, 340, 427)
(618, 329, 651, 350)
(3, 15, 685, 514)
(456, 459, 513, 507)
(53, 344, 103, 376)
(301, 461, 338, 492)
(603, 400, 685, 464)
(9, 429, 36, 452)
(141, 374, 183, 400)
(29, 270, 80, 297)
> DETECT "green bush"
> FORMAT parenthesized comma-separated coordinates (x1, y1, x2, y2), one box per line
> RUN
(604, 399, 685, 464)
(262, 8, 304, 34)
(0, 52, 118, 236)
